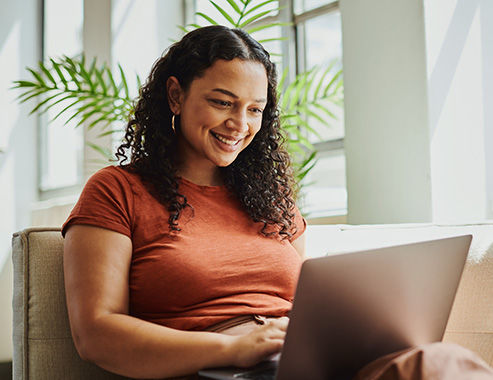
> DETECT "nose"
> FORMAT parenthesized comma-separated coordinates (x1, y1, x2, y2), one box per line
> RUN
(226, 108, 249, 134)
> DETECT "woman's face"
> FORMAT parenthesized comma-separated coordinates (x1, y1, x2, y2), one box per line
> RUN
(170, 58, 268, 171)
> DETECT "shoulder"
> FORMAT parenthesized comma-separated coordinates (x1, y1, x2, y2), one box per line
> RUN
(88, 165, 136, 185)
(62, 166, 139, 238)
(84, 165, 148, 195)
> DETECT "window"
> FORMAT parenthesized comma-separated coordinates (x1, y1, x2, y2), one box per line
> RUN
(193, 0, 346, 219)
(40, 0, 84, 196)
(292, 1, 346, 219)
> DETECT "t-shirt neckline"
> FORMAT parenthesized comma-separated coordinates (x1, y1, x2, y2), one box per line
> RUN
(178, 176, 228, 192)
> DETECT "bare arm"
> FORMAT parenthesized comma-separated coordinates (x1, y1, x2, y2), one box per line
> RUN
(64, 225, 287, 379)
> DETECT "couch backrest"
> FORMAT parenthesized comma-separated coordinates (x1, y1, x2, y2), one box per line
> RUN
(12, 228, 128, 380)
(443, 253, 493, 366)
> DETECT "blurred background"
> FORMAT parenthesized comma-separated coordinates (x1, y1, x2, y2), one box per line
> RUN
(1, 0, 493, 376)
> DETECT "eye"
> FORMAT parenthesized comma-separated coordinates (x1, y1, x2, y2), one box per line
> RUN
(250, 107, 264, 114)
(209, 99, 231, 108)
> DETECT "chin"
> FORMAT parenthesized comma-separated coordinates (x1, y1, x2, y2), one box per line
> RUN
(212, 155, 238, 167)
(215, 160, 235, 167)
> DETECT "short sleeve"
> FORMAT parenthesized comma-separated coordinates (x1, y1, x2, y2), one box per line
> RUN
(62, 166, 134, 238)
(289, 205, 307, 242)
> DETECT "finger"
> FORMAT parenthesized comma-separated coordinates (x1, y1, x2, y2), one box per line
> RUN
(254, 327, 286, 343)
(258, 325, 287, 340)
(264, 317, 289, 331)
(265, 328, 286, 340)
(259, 338, 284, 357)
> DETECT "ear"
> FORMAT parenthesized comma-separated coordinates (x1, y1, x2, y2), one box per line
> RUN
(166, 76, 184, 115)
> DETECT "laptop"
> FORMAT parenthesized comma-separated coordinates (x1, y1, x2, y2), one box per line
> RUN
(199, 234, 472, 380)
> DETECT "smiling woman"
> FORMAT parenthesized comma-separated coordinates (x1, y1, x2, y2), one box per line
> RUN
(61, 25, 306, 379)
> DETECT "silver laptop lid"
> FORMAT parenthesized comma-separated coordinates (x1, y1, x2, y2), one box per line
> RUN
(276, 234, 472, 380)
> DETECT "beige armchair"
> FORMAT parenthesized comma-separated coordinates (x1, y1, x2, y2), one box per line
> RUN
(12, 227, 128, 380)
(11, 226, 493, 379)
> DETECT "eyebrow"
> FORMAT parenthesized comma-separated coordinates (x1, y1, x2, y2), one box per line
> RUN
(211, 88, 267, 104)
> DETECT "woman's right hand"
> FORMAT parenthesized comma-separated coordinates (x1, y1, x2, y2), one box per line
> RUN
(228, 317, 289, 368)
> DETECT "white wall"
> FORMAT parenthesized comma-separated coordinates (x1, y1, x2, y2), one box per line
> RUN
(340, 0, 432, 224)
(425, 0, 493, 223)
(482, 0, 493, 220)
(0, 0, 40, 361)
(340, 0, 493, 224)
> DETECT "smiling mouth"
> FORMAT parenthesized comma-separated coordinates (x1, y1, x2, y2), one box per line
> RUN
(210, 131, 243, 146)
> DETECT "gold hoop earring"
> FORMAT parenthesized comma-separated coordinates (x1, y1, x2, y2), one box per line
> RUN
(171, 114, 176, 134)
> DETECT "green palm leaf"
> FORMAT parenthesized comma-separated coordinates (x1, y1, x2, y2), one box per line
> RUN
(50, 58, 68, 88)
(209, 1, 236, 26)
(86, 142, 113, 160)
(246, 22, 289, 34)
(177, 25, 190, 34)
(29, 92, 65, 115)
(38, 61, 57, 86)
(95, 67, 108, 96)
(12, 55, 134, 131)
(106, 66, 119, 97)
(52, 97, 86, 122)
(196, 12, 219, 25)
(26, 68, 46, 87)
(242, 0, 279, 18)
(225, 0, 242, 14)
(311, 102, 337, 120)
(66, 97, 109, 125)
(118, 63, 130, 100)
(239, 9, 273, 28)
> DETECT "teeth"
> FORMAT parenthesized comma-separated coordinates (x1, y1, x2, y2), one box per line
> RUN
(213, 132, 239, 145)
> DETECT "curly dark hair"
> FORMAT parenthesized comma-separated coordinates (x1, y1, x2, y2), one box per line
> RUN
(116, 25, 298, 239)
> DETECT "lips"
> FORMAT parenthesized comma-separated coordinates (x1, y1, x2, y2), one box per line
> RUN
(210, 131, 244, 146)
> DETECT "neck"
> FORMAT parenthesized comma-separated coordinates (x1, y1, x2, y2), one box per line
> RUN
(177, 163, 223, 186)
(175, 133, 224, 186)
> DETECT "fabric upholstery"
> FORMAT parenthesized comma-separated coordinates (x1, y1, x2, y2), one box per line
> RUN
(443, 251, 493, 366)
(12, 228, 127, 380)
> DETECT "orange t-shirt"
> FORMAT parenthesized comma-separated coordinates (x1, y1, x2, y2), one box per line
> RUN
(62, 166, 306, 331)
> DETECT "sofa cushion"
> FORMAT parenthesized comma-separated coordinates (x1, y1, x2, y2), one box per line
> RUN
(443, 251, 493, 366)
(12, 228, 128, 380)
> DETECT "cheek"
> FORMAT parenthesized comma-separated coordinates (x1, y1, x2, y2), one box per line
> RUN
(180, 106, 214, 135)
(245, 121, 262, 145)
(195, 107, 223, 127)
(251, 117, 263, 134)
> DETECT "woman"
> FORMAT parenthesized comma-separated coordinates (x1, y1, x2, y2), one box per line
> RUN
(63, 25, 305, 379)
(63, 25, 493, 380)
